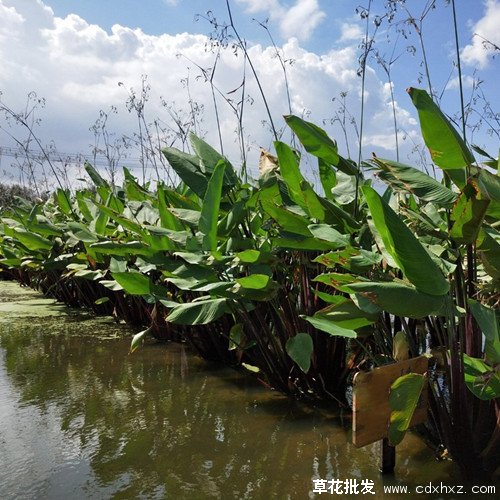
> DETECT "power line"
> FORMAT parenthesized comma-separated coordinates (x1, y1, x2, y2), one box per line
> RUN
(0, 145, 145, 168)
(0, 145, 260, 177)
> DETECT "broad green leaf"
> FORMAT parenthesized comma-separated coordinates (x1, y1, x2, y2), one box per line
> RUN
(73, 269, 103, 280)
(145, 226, 189, 247)
(426, 244, 457, 276)
(0, 257, 22, 267)
(13, 228, 52, 251)
(28, 219, 63, 238)
(450, 179, 489, 244)
(408, 87, 474, 169)
(67, 222, 99, 243)
(2, 223, 17, 238)
(99, 280, 124, 291)
(242, 363, 260, 373)
(255, 181, 281, 207)
(84, 161, 109, 188)
(363, 185, 449, 296)
(55, 189, 73, 216)
(235, 274, 271, 290)
(472, 144, 495, 160)
(372, 158, 457, 206)
(313, 272, 363, 293)
(486, 201, 500, 220)
(463, 354, 500, 401)
(286, 333, 314, 373)
(261, 201, 311, 236)
(403, 204, 449, 241)
(320, 198, 360, 233)
(308, 224, 349, 248)
(163, 186, 201, 211)
(94, 297, 110, 305)
(162, 147, 208, 198)
(144, 231, 173, 252)
(477, 228, 500, 280)
(219, 198, 246, 236)
(163, 261, 218, 283)
(173, 252, 207, 265)
(368, 216, 399, 266)
(388, 373, 426, 446)
(272, 237, 345, 251)
(190, 133, 238, 189)
(469, 300, 500, 364)
(331, 171, 357, 205)
(285, 115, 357, 176)
(130, 326, 152, 354)
(199, 160, 226, 252)
(229, 323, 244, 350)
(166, 298, 229, 325)
(318, 158, 336, 200)
(157, 184, 184, 231)
(75, 192, 93, 222)
(475, 167, 500, 202)
(190, 133, 224, 173)
(90, 241, 153, 257)
(313, 248, 381, 272)
(158, 299, 181, 309)
(314, 299, 377, 330)
(112, 271, 154, 296)
(311, 290, 347, 305)
(300, 181, 326, 220)
(285, 115, 339, 165)
(123, 167, 150, 201)
(347, 281, 446, 318)
(275, 141, 306, 206)
(168, 208, 201, 227)
(274, 141, 325, 220)
(94, 210, 109, 236)
(98, 188, 121, 212)
(235, 249, 261, 264)
(133, 202, 160, 226)
(96, 203, 146, 236)
(302, 315, 358, 338)
(233, 274, 278, 301)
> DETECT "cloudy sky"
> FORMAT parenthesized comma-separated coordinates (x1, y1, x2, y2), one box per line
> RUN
(0, 0, 499, 185)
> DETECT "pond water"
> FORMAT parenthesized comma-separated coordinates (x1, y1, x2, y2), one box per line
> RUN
(0, 281, 456, 499)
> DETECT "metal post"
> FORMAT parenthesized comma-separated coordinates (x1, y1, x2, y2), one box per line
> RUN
(380, 438, 396, 474)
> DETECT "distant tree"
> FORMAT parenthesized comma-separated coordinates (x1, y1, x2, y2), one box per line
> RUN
(0, 182, 45, 210)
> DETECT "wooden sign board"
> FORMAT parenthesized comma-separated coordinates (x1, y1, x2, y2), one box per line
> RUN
(352, 356, 428, 448)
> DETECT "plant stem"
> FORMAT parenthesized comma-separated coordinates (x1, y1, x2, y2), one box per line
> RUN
(354, 0, 373, 218)
(225, 0, 278, 141)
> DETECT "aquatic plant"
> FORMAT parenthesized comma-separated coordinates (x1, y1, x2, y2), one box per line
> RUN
(1, 87, 498, 477)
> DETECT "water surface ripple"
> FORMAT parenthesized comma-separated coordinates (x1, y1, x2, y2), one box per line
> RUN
(0, 282, 453, 499)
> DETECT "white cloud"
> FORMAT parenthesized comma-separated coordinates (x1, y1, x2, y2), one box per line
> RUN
(236, 0, 282, 15)
(446, 75, 476, 90)
(163, 0, 180, 5)
(279, 0, 326, 40)
(462, 0, 500, 68)
(236, 0, 325, 41)
(0, 0, 418, 184)
(338, 23, 362, 42)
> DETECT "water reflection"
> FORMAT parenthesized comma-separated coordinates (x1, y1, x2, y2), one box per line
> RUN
(0, 284, 454, 499)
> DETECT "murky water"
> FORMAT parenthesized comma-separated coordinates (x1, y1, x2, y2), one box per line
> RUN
(0, 282, 456, 499)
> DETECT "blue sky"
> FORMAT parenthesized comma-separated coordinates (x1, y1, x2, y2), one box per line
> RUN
(0, 0, 499, 186)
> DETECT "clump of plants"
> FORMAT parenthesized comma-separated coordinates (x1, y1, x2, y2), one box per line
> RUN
(1, 85, 499, 478)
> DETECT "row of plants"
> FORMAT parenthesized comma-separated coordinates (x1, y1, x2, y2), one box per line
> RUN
(1, 88, 499, 479)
